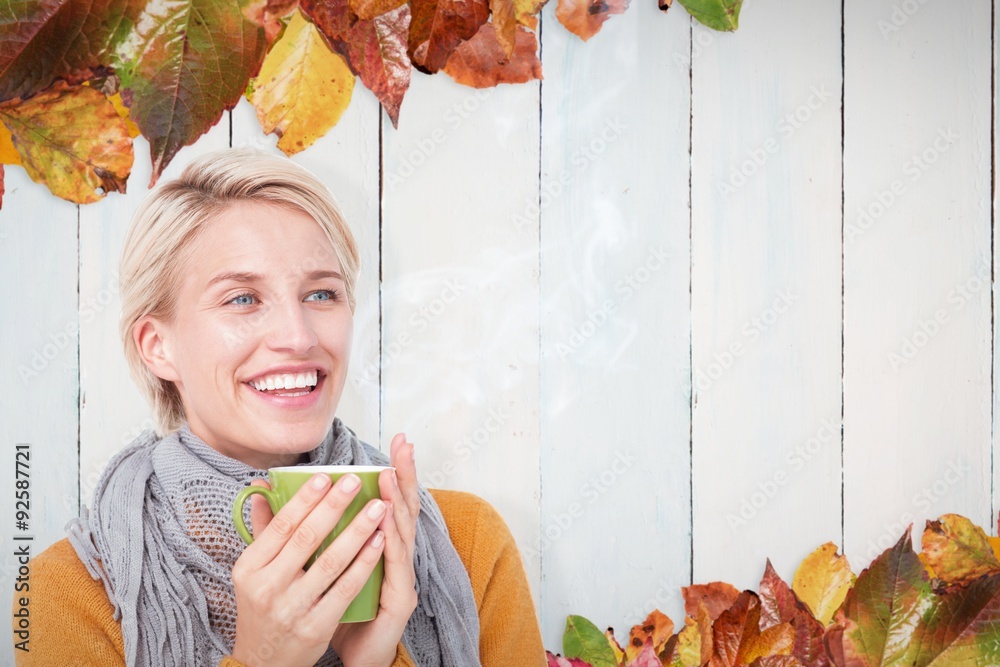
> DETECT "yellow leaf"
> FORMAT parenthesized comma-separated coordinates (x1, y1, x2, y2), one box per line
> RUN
(108, 93, 141, 139)
(792, 542, 854, 627)
(604, 628, 624, 664)
(0, 121, 20, 165)
(249, 10, 355, 156)
(989, 536, 1000, 562)
(669, 616, 703, 667)
(921, 514, 1000, 584)
(0, 84, 133, 204)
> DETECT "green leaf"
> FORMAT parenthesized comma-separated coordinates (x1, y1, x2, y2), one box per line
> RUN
(906, 574, 1000, 666)
(832, 529, 934, 667)
(563, 615, 618, 667)
(113, 0, 269, 184)
(677, 0, 742, 32)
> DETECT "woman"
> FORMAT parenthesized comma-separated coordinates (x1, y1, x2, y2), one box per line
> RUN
(15, 149, 545, 666)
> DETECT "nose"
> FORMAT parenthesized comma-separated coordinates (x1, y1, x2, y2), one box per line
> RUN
(263, 297, 319, 354)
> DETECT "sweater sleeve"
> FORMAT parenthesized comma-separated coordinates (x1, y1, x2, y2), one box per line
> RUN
(12, 538, 125, 666)
(429, 489, 547, 667)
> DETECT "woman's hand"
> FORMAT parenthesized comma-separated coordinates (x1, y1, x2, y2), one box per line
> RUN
(330, 434, 422, 667)
(230, 471, 388, 667)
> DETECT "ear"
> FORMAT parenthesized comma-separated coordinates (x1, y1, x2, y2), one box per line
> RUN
(133, 316, 180, 382)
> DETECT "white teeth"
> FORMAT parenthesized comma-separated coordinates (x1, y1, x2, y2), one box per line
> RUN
(250, 370, 319, 392)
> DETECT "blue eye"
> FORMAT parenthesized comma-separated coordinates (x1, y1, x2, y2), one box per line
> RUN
(229, 293, 257, 307)
(305, 290, 338, 302)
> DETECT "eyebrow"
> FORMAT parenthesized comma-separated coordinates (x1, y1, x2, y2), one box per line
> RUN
(206, 270, 345, 288)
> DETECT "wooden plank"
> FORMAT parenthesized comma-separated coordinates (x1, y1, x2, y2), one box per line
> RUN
(77, 124, 231, 501)
(0, 167, 80, 652)
(230, 94, 383, 445)
(538, 4, 691, 646)
(691, 0, 843, 591)
(379, 72, 542, 615)
(993, 0, 999, 535)
(843, 0, 992, 568)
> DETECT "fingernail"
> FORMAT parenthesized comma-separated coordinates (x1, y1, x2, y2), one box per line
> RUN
(312, 474, 330, 490)
(372, 530, 385, 548)
(409, 445, 415, 463)
(340, 474, 360, 492)
(391, 469, 398, 487)
(366, 499, 386, 519)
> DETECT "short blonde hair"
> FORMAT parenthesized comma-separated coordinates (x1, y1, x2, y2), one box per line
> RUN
(120, 149, 360, 435)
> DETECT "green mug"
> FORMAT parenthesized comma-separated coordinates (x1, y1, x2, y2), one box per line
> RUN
(232, 465, 389, 623)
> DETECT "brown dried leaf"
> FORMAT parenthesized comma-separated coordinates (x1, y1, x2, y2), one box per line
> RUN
(625, 610, 674, 663)
(709, 591, 794, 667)
(350, 0, 407, 20)
(408, 0, 490, 73)
(555, 0, 629, 42)
(0, 83, 133, 203)
(684, 582, 741, 622)
(443, 24, 541, 88)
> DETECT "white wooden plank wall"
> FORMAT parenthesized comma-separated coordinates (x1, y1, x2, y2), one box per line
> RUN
(843, 0, 992, 568)
(539, 1, 691, 647)
(691, 0, 843, 591)
(2, 0, 998, 655)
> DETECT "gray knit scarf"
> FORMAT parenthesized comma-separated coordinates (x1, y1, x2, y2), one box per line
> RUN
(67, 419, 482, 667)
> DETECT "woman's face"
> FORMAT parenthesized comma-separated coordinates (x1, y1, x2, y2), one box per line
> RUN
(147, 202, 353, 469)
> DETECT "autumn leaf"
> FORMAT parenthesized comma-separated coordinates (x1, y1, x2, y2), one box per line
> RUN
(792, 543, 854, 627)
(751, 658, 803, 667)
(905, 573, 1000, 666)
(408, 0, 490, 73)
(0, 164, 5, 208)
(350, 0, 406, 21)
(667, 615, 705, 667)
(629, 638, 664, 667)
(709, 591, 794, 667)
(604, 628, 625, 665)
(114, 0, 269, 185)
(684, 582, 741, 621)
(107, 92, 140, 139)
(242, 0, 300, 41)
(249, 10, 354, 154)
(624, 609, 674, 663)
(443, 24, 541, 88)
(564, 615, 619, 667)
(758, 561, 829, 667)
(830, 529, 933, 667)
(488, 0, 545, 55)
(0, 0, 135, 103)
(0, 83, 132, 203)
(658, 0, 672, 10)
(921, 514, 1000, 585)
(0, 120, 19, 165)
(677, 0, 742, 32)
(555, 0, 629, 42)
(547, 653, 594, 667)
(301, 0, 412, 127)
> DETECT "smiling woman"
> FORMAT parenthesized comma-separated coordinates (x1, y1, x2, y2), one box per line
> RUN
(14, 149, 545, 667)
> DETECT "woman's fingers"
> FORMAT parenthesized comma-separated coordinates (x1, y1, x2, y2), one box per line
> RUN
(249, 479, 275, 539)
(295, 497, 387, 594)
(308, 529, 387, 627)
(389, 434, 421, 520)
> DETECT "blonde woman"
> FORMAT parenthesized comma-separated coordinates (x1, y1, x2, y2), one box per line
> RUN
(15, 149, 544, 667)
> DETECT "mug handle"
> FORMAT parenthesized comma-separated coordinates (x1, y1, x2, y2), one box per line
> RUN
(232, 485, 278, 544)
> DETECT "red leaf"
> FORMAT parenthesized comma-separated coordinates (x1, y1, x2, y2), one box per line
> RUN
(0, 163, 5, 209)
(758, 561, 829, 667)
(684, 582, 742, 622)
(116, 0, 269, 184)
(710, 592, 795, 667)
(545, 652, 593, 667)
(554, 0, 629, 42)
(629, 638, 662, 667)
(301, 0, 412, 127)
(443, 24, 541, 88)
(243, 0, 301, 41)
(408, 0, 490, 73)
(0, 0, 133, 103)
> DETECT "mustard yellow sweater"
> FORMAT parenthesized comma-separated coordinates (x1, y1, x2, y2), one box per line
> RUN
(12, 489, 545, 667)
